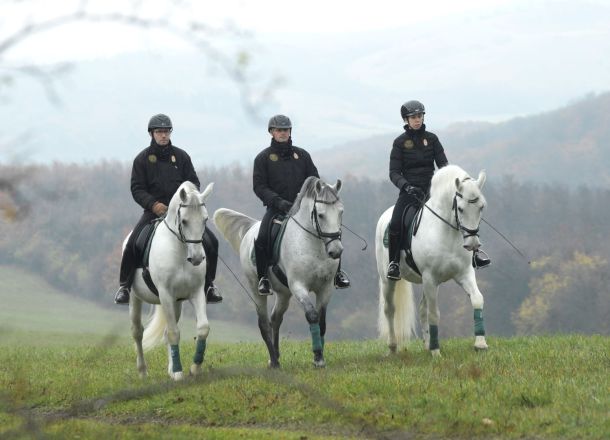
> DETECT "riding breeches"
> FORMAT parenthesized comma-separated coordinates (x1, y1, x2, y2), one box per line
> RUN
(255, 207, 281, 279)
(388, 191, 419, 263)
(119, 210, 158, 287)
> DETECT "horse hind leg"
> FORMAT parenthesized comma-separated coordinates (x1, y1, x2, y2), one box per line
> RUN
(130, 295, 147, 378)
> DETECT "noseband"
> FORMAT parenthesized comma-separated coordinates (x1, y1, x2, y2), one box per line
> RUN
(163, 202, 207, 244)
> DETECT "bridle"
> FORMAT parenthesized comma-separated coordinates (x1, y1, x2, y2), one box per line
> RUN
(163, 202, 207, 244)
(424, 179, 481, 240)
(290, 194, 343, 250)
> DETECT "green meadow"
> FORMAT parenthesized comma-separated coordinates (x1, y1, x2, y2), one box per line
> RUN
(1, 266, 609, 439)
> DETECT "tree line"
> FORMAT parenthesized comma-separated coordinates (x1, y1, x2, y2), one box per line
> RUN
(1, 162, 608, 339)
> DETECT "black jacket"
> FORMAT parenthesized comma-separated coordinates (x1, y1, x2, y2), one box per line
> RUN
(389, 124, 448, 192)
(253, 139, 319, 207)
(131, 142, 200, 211)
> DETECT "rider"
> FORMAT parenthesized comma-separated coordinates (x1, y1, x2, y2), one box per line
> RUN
(387, 100, 491, 280)
(253, 114, 351, 294)
(113, 114, 223, 305)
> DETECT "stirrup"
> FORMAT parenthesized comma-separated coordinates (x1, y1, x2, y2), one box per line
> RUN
(206, 284, 223, 304)
(473, 249, 491, 269)
(334, 270, 350, 289)
(387, 262, 401, 280)
(257, 277, 272, 296)
(114, 286, 130, 305)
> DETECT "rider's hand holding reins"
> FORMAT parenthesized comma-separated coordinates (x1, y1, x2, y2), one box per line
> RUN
(274, 198, 293, 214)
(152, 202, 168, 217)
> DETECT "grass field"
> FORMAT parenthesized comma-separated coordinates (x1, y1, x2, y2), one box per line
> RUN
(1, 266, 609, 438)
(1, 333, 608, 439)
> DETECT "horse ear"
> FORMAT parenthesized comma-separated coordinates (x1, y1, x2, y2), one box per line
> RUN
(315, 179, 323, 193)
(476, 171, 487, 189)
(334, 179, 342, 193)
(454, 177, 462, 192)
(180, 187, 188, 203)
(201, 182, 214, 201)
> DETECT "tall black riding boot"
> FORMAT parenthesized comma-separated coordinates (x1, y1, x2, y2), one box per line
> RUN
(254, 239, 271, 295)
(203, 229, 222, 304)
(114, 248, 135, 305)
(387, 230, 401, 280)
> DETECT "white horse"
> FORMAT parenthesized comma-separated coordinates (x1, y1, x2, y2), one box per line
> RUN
(376, 165, 488, 356)
(214, 177, 343, 368)
(127, 181, 214, 380)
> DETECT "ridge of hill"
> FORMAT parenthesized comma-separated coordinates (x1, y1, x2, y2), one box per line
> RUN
(315, 92, 610, 186)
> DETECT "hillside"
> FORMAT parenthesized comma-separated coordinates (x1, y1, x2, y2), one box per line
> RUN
(315, 92, 610, 186)
(0, 265, 259, 345)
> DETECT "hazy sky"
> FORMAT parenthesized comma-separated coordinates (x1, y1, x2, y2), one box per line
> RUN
(2, 0, 610, 165)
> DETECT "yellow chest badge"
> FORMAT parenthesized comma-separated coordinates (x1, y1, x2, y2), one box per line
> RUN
(404, 139, 414, 149)
(293, 152, 299, 159)
(269, 153, 278, 161)
(148, 154, 157, 163)
(171, 155, 176, 163)
(423, 138, 428, 146)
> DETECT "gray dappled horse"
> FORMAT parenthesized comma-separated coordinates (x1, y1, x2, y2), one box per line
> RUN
(375, 165, 489, 356)
(127, 181, 214, 380)
(214, 177, 343, 368)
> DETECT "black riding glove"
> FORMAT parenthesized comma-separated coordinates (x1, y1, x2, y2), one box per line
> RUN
(403, 184, 424, 199)
(274, 198, 293, 214)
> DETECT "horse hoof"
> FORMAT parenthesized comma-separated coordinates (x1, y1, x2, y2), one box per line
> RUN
(388, 344, 397, 354)
(138, 370, 148, 379)
(474, 336, 488, 351)
(268, 360, 280, 369)
(171, 371, 185, 381)
(190, 363, 203, 376)
(313, 359, 326, 368)
(430, 349, 442, 358)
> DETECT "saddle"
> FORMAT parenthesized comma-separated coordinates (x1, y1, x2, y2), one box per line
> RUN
(133, 218, 163, 296)
(251, 213, 290, 286)
(383, 204, 424, 275)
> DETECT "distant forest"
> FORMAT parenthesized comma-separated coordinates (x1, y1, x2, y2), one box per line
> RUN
(1, 162, 609, 339)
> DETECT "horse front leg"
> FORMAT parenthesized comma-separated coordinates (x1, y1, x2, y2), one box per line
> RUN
(160, 296, 184, 381)
(270, 292, 291, 364)
(382, 279, 398, 354)
(189, 289, 210, 376)
(422, 276, 441, 357)
(129, 295, 147, 378)
(456, 272, 488, 351)
(292, 283, 323, 368)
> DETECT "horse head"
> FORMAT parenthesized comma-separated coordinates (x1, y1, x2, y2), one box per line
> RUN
(167, 181, 214, 266)
(291, 177, 344, 259)
(453, 170, 486, 251)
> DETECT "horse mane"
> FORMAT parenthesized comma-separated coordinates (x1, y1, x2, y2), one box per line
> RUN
(430, 164, 471, 200)
(289, 176, 338, 215)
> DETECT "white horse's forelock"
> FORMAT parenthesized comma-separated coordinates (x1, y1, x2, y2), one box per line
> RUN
(289, 176, 339, 215)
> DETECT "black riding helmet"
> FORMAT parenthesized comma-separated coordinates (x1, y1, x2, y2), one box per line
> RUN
(268, 114, 292, 133)
(148, 114, 173, 132)
(400, 100, 426, 119)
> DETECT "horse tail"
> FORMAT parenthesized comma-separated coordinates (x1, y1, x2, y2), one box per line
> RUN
(376, 206, 417, 347)
(213, 208, 258, 254)
(378, 277, 416, 346)
(142, 305, 167, 352)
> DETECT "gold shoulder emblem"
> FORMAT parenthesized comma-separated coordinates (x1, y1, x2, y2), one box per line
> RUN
(148, 154, 157, 163)
(423, 138, 428, 146)
(293, 152, 299, 159)
(404, 139, 414, 149)
(269, 153, 278, 161)
(171, 155, 176, 163)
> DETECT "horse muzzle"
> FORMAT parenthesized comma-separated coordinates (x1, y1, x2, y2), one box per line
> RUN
(327, 241, 343, 260)
(463, 235, 481, 252)
(186, 245, 205, 266)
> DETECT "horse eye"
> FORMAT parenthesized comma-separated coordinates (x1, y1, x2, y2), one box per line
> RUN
(458, 207, 464, 213)
(318, 213, 325, 219)
(182, 220, 188, 225)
